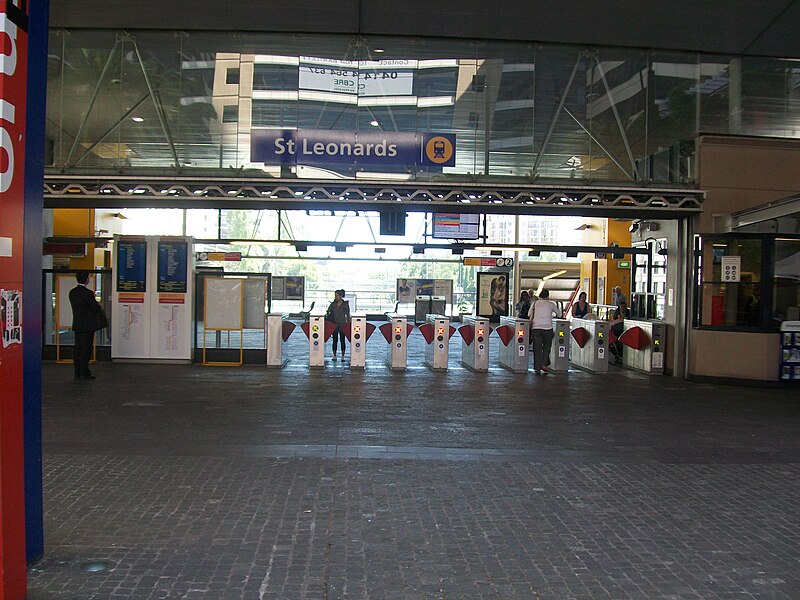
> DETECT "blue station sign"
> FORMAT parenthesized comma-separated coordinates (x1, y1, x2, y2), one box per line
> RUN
(251, 129, 456, 167)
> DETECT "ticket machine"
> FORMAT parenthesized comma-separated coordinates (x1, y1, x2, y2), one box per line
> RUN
(379, 315, 414, 370)
(266, 312, 295, 368)
(496, 316, 529, 373)
(550, 319, 571, 372)
(459, 316, 491, 372)
(420, 314, 454, 371)
(569, 317, 609, 373)
(342, 315, 376, 369)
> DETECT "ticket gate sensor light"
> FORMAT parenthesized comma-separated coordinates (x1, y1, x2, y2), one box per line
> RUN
(550, 319, 571, 372)
(496, 316, 529, 373)
(342, 316, 376, 369)
(299, 316, 336, 368)
(420, 314, 455, 371)
(266, 313, 294, 368)
(459, 316, 491, 372)
(379, 316, 414, 371)
(569, 318, 609, 373)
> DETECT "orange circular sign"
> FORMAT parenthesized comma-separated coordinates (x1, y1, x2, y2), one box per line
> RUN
(425, 136, 454, 164)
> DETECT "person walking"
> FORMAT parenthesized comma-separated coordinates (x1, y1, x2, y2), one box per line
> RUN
(326, 288, 351, 361)
(528, 288, 560, 376)
(68, 270, 106, 380)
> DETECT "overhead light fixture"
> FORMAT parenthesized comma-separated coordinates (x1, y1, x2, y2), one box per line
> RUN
(131, 116, 144, 122)
(566, 250, 579, 258)
(233, 240, 291, 246)
(612, 250, 626, 259)
(294, 243, 308, 252)
(451, 247, 464, 255)
(374, 48, 385, 53)
(483, 246, 532, 253)
(374, 247, 386, 254)
(528, 250, 541, 257)
(412, 246, 425, 254)
(334, 244, 348, 252)
(370, 120, 380, 127)
(490, 250, 502, 256)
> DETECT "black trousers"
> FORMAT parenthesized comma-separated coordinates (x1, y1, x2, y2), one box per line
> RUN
(73, 330, 95, 378)
(331, 328, 346, 355)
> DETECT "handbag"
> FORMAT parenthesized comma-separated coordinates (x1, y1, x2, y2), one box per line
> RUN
(93, 307, 109, 331)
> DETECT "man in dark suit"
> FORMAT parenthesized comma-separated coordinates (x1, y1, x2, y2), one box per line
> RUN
(69, 271, 104, 380)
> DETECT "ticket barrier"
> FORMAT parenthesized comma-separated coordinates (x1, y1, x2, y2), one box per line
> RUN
(266, 312, 295, 368)
(342, 316, 376, 369)
(549, 319, 571, 372)
(299, 315, 336, 368)
(419, 314, 455, 371)
(569, 318, 609, 373)
(379, 315, 414, 370)
(618, 319, 666, 374)
(459, 316, 491, 372)
(495, 316, 529, 373)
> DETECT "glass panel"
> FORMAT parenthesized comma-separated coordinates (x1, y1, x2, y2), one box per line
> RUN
(774, 239, 800, 324)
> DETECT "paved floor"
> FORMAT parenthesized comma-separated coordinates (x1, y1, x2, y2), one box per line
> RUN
(29, 333, 800, 599)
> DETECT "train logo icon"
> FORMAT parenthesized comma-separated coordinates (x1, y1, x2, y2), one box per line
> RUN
(424, 136, 454, 164)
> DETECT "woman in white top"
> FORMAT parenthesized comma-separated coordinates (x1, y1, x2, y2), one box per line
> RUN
(528, 288, 560, 375)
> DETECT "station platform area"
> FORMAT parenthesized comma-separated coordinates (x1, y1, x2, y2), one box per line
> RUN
(29, 349, 800, 599)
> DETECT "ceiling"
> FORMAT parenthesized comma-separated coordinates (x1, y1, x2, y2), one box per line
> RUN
(51, 0, 800, 59)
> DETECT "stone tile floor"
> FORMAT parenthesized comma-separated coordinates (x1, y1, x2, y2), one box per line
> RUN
(28, 336, 800, 599)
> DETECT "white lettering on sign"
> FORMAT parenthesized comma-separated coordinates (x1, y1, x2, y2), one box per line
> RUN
(0, 11, 19, 195)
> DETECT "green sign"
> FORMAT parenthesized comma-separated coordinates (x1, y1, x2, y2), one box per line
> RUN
(617, 260, 631, 269)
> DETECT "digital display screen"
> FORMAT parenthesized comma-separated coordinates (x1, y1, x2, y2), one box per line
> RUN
(116, 240, 147, 292)
(157, 241, 188, 293)
(432, 213, 480, 240)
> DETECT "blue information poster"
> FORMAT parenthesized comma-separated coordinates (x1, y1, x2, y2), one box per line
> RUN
(157, 241, 188, 293)
(116, 239, 147, 292)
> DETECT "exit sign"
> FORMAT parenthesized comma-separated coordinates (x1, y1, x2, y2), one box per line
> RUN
(617, 260, 631, 269)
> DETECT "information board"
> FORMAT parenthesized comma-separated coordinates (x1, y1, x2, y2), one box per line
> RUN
(157, 240, 189, 293)
(204, 278, 243, 330)
(433, 213, 480, 240)
(116, 239, 147, 292)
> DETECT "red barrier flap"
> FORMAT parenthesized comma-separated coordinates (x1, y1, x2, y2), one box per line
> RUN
(458, 325, 474, 346)
(341, 322, 352, 340)
(495, 324, 512, 346)
(379, 322, 392, 343)
(609, 328, 618, 344)
(406, 323, 414, 338)
(418, 322, 434, 344)
(324, 320, 338, 342)
(299, 321, 310, 339)
(571, 327, 590, 349)
(449, 325, 457, 339)
(365, 322, 377, 341)
(619, 326, 650, 350)
(282, 321, 297, 342)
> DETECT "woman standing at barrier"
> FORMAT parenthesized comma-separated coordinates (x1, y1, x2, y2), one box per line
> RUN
(515, 290, 531, 319)
(571, 291, 591, 319)
(326, 289, 351, 361)
(528, 288, 560, 376)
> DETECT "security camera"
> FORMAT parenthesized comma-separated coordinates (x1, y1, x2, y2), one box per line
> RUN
(628, 221, 640, 233)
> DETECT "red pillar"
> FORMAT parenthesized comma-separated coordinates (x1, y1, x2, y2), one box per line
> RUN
(0, 1, 30, 598)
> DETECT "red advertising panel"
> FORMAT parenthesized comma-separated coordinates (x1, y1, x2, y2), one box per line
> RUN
(0, 1, 29, 597)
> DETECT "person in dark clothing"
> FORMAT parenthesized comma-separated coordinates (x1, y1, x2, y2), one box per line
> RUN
(68, 271, 105, 380)
(515, 290, 531, 319)
(609, 300, 630, 364)
(326, 289, 351, 361)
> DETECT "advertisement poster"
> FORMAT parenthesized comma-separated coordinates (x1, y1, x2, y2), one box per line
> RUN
(284, 276, 305, 301)
(117, 239, 147, 292)
(397, 278, 415, 302)
(477, 272, 509, 320)
(415, 279, 434, 296)
(157, 241, 188, 293)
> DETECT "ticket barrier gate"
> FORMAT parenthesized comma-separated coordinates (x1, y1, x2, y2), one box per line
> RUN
(569, 318, 609, 373)
(379, 315, 414, 370)
(419, 314, 455, 371)
(495, 317, 529, 373)
(618, 319, 666, 374)
(266, 313, 295, 368)
(299, 315, 336, 368)
(459, 316, 491, 372)
(342, 316, 376, 369)
(549, 319, 571, 372)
